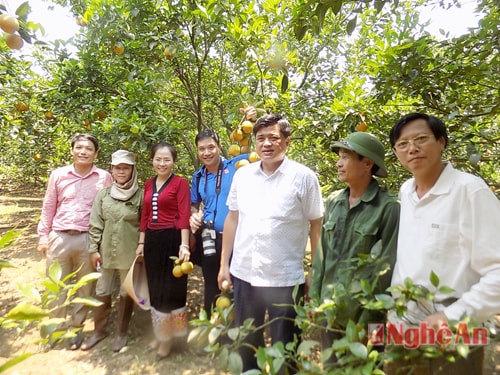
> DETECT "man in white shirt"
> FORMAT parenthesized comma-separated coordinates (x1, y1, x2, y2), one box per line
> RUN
(218, 113, 324, 373)
(388, 112, 500, 374)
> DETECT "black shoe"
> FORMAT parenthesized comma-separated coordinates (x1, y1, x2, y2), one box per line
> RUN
(69, 330, 84, 350)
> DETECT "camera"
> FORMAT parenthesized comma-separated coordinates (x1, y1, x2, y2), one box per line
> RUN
(201, 221, 216, 256)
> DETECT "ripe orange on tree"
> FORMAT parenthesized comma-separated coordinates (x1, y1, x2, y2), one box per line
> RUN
(231, 129, 244, 142)
(15, 101, 28, 112)
(34, 154, 42, 162)
(249, 151, 260, 163)
(355, 122, 368, 132)
(163, 46, 176, 59)
(113, 42, 125, 55)
(239, 135, 250, 146)
(235, 159, 250, 169)
(75, 17, 87, 26)
(83, 119, 92, 131)
(241, 120, 253, 134)
(5, 34, 23, 50)
(0, 14, 20, 34)
(96, 110, 107, 120)
(228, 144, 241, 157)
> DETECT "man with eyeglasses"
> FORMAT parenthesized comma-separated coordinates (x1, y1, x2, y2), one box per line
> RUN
(309, 132, 400, 362)
(218, 113, 324, 373)
(387, 113, 500, 374)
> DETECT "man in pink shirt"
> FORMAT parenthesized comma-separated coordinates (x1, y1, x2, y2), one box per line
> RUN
(37, 133, 112, 350)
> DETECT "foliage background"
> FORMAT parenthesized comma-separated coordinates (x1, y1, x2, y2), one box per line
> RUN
(1, 0, 498, 197)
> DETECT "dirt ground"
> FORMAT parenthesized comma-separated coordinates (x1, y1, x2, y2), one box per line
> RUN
(0, 187, 226, 375)
(1, 187, 500, 375)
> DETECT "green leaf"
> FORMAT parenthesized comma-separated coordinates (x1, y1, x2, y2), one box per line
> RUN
(17, 283, 41, 303)
(48, 261, 62, 283)
(70, 296, 103, 307)
(349, 342, 368, 358)
(6, 302, 49, 321)
(227, 351, 243, 374)
(346, 17, 357, 35)
(297, 340, 320, 357)
(227, 327, 239, 341)
(208, 326, 222, 345)
(0, 353, 32, 372)
(0, 260, 15, 270)
(438, 286, 455, 295)
(430, 270, 439, 288)
(375, 293, 395, 309)
(345, 320, 357, 341)
(0, 229, 23, 249)
(281, 73, 289, 94)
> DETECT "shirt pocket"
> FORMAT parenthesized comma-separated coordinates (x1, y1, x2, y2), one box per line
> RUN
(423, 221, 460, 261)
(353, 226, 379, 256)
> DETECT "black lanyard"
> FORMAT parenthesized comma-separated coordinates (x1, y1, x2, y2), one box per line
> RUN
(203, 159, 223, 220)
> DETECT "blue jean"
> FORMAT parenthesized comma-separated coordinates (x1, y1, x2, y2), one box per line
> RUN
(232, 276, 304, 373)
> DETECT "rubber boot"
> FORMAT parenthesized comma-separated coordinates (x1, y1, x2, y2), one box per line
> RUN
(112, 295, 134, 352)
(80, 295, 112, 351)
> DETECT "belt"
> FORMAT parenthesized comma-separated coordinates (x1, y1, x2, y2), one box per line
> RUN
(58, 230, 88, 235)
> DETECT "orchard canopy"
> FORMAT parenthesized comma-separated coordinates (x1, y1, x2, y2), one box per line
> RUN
(1, 0, 498, 195)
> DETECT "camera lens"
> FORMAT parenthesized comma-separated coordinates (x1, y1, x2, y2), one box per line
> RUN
(201, 228, 216, 256)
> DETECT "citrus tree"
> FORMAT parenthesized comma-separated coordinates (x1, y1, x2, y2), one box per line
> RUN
(2, 0, 498, 194)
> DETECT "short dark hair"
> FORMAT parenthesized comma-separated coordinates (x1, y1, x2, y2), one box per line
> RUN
(253, 113, 291, 138)
(390, 113, 448, 148)
(150, 142, 177, 162)
(195, 129, 220, 147)
(71, 133, 99, 151)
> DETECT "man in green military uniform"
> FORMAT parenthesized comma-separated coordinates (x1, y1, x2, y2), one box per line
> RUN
(309, 132, 400, 357)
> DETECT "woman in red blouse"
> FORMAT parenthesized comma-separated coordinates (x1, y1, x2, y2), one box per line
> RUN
(136, 142, 191, 361)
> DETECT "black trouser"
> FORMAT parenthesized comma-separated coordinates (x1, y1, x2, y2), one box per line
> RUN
(233, 277, 304, 374)
(201, 232, 223, 315)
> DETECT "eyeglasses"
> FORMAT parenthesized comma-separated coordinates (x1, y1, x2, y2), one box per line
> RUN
(393, 134, 433, 152)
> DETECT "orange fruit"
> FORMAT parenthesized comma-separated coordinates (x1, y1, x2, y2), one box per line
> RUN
(228, 144, 240, 157)
(355, 122, 367, 132)
(15, 101, 28, 112)
(233, 129, 244, 142)
(181, 261, 194, 274)
(34, 154, 42, 162)
(240, 145, 251, 154)
(241, 120, 253, 134)
(113, 42, 124, 55)
(239, 135, 250, 146)
(221, 280, 230, 292)
(83, 119, 91, 131)
(172, 265, 183, 278)
(235, 159, 250, 169)
(249, 151, 260, 163)
(75, 17, 87, 26)
(215, 295, 231, 309)
(96, 110, 106, 120)
(6, 34, 23, 50)
(163, 46, 176, 59)
(210, 311, 223, 325)
(0, 14, 20, 34)
(44, 111, 54, 119)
